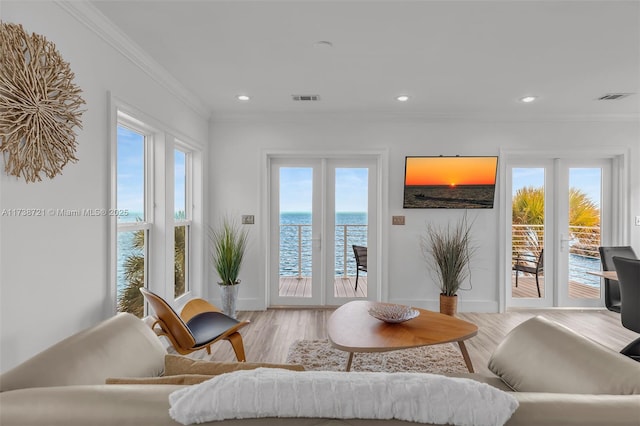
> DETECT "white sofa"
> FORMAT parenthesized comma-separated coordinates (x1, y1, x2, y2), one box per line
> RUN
(1, 313, 639, 426)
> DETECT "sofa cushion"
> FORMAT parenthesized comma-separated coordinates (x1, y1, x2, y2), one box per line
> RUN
(169, 369, 519, 426)
(106, 374, 215, 385)
(163, 354, 305, 376)
(488, 315, 640, 394)
(0, 313, 166, 392)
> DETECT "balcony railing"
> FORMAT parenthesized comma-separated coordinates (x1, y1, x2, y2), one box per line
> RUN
(279, 223, 602, 285)
(279, 224, 367, 278)
(512, 224, 601, 286)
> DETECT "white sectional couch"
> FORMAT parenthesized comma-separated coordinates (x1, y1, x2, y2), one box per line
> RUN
(1, 312, 639, 426)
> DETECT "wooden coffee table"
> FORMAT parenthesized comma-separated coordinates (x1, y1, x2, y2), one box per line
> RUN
(327, 301, 478, 372)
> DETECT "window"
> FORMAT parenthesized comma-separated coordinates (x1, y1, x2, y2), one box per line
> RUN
(113, 106, 203, 317)
(116, 123, 151, 317)
(174, 147, 191, 298)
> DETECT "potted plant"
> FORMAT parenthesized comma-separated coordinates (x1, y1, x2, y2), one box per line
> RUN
(209, 216, 249, 319)
(420, 214, 475, 316)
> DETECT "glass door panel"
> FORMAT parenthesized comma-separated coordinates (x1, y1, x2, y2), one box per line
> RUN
(559, 165, 608, 306)
(333, 168, 368, 298)
(511, 167, 546, 301)
(276, 167, 317, 301)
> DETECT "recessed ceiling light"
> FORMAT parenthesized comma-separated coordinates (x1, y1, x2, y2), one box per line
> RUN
(237, 95, 250, 101)
(520, 96, 537, 103)
(396, 95, 410, 102)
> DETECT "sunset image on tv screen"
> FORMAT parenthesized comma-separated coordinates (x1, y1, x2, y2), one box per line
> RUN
(403, 156, 498, 208)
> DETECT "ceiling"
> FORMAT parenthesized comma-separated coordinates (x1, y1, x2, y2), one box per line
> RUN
(90, 0, 640, 120)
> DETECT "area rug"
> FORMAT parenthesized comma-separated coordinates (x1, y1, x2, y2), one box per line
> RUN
(285, 339, 468, 374)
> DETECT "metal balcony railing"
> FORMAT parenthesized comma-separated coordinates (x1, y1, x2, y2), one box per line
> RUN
(279, 224, 367, 278)
(512, 224, 601, 286)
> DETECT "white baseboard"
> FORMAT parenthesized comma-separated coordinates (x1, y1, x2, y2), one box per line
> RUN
(389, 298, 499, 313)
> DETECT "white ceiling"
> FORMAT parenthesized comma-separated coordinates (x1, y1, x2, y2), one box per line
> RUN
(90, 0, 640, 120)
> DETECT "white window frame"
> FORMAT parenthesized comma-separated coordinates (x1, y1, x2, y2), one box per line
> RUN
(173, 142, 193, 299)
(109, 96, 205, 315)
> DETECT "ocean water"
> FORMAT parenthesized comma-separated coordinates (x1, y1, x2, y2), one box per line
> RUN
(404, 185, 495, 208)
(117, 212, 369, 293)
(117, 212, 144, 294)
(280, 212, 368, 277)
(116, 211, 599, 294)
(569, 253, 600, 287)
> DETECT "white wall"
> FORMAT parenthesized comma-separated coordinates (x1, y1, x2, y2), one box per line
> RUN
(0, 2, 209, 372)
(209, 115, 640, 312)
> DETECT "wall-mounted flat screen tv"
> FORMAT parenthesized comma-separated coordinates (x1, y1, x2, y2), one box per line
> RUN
(403, 156, 498, 208)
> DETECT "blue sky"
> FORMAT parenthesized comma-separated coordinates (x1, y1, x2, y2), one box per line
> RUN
(117, 126, 186, 219)
(280, 167, 368, 213)
(512, 167, 601, 206)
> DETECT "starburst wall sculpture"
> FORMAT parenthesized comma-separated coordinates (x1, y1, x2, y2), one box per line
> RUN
(0, 22, 85, 183)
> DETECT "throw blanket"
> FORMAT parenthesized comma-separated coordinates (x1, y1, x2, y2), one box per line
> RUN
(169, 368, 518, 425)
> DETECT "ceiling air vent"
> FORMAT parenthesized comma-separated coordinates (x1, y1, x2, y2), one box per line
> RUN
(292, 95, 320, 101)
(596, 93, 633, 100)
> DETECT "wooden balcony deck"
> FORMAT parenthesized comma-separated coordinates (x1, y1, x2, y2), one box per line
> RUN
(279, 276, 368, 298)
(512, 274, 601, 299)
(279, 275, 599, 300)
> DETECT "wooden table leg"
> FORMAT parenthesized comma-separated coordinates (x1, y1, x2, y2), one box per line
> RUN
(457, 341, 474, 373)
(345, 352, 354, 372)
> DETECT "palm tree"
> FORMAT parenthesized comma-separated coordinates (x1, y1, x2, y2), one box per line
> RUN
(512, 186, 545, 257)
(511, 186, 600, 257)
(118, 229, 145, 317)
(118, 217, 187, 317)
(568, 188, 600, 255)
(174, 224, 186, 297)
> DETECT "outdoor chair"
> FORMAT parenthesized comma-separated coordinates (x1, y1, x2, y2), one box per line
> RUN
(598, 246, 637, 313)
(612, 256, 640, 362)
(139, 288, 249, 361)
(512, 249, 544, 297)
(352, 245, 367, 291)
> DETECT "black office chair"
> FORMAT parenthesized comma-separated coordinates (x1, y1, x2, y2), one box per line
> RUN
(598, 246, 638, 313)
(612, 256, 640, 362)
(352, 245, 367, 291)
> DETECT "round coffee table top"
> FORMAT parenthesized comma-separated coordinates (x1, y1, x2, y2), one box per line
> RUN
(328, 300, 478, 353)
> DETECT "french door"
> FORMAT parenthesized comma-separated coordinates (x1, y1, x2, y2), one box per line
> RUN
(507, 158, 614, 308)
(268, 157, 378, 306)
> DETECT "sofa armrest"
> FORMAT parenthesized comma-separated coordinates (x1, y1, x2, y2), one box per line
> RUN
(488, 316, 640, 394)
(0, 313, 166, 392)
(507, 392, 640, 426)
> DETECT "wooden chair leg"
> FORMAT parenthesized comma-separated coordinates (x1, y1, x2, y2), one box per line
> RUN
(226, 332, 246, 362)
(206, 345, 211, 355)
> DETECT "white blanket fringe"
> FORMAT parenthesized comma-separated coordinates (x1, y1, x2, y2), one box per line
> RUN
(169, 368, 518, 425)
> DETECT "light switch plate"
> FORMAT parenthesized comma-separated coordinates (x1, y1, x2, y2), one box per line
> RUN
(242, 215, 255, 225)
(635, 216, 640, 226)
(392, 215, 405, 225)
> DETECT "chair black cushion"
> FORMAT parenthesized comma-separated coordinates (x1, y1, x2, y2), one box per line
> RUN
(187, 312, 240, 346)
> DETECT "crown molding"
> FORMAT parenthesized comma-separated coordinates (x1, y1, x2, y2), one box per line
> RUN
(56, 1, 211, 119)
(210, 110, 640, 124)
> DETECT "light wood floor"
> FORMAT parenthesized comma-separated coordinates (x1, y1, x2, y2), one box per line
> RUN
(189, 307, 636, 376)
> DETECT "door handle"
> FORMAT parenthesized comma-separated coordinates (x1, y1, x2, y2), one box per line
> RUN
(560, 234, 572, 251)
(311, 237, 321, 249)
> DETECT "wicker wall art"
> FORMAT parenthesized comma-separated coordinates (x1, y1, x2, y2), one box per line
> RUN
(0, 22, 85, 183)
